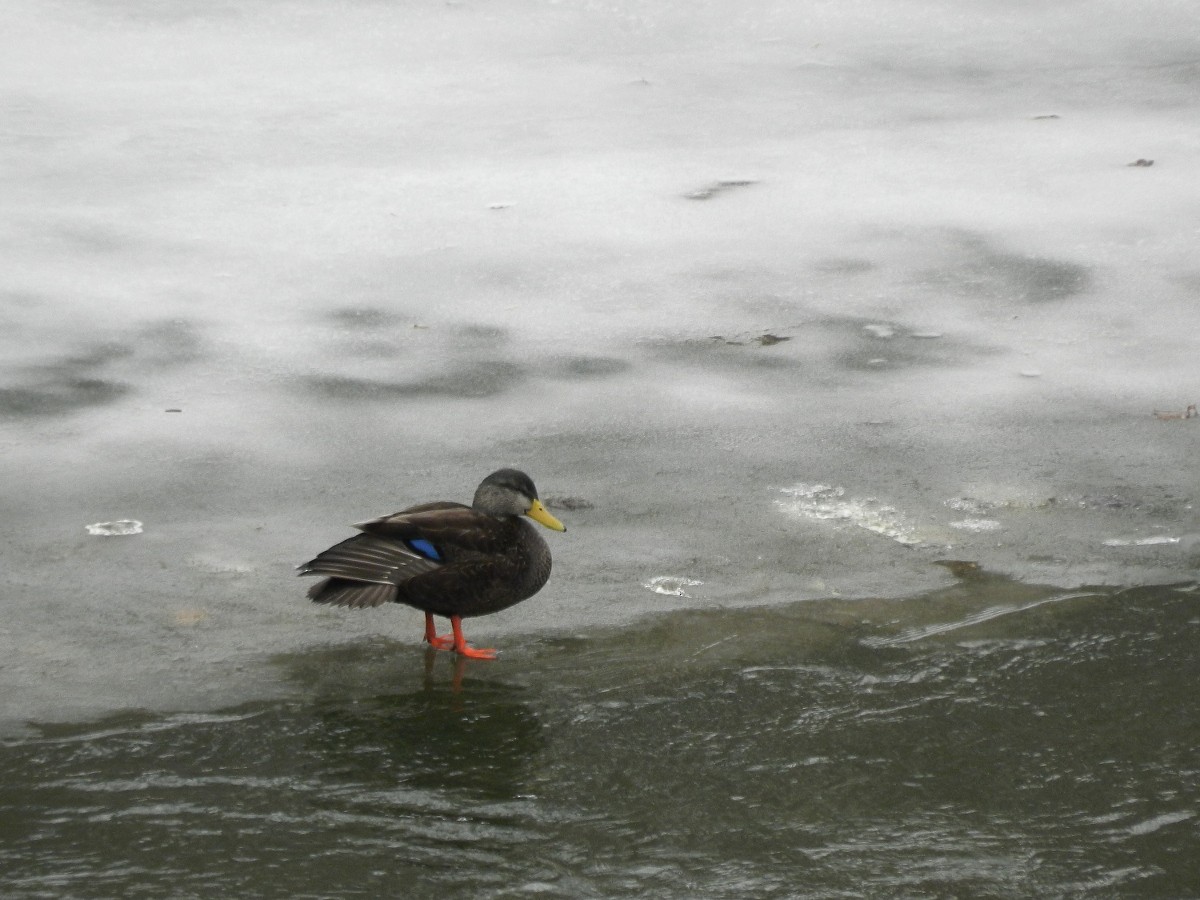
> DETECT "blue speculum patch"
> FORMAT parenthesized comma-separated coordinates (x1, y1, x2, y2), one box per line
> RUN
(406, 538, 441, 560)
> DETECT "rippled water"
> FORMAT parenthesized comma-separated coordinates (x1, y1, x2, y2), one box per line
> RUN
(3, 580, 1196, 898)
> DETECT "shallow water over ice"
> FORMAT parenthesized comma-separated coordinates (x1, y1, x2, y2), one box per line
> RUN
(2, 581, 1197, 898)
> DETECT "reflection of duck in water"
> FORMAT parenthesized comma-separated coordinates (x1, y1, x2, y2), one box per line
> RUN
(299, 469, 566, 659)
(311, 683, 547, 796)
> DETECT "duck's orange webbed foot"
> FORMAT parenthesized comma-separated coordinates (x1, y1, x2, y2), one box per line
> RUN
(423, 612, 455, 651)
(450, 615, 497, 660)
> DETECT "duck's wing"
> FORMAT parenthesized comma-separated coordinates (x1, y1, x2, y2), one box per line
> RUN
(297, 532, 442, 584)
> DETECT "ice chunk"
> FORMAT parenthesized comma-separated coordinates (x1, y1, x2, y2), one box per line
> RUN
(85, 519, 143, 536)
(644, 575, 703, 597)
(949, 518, 1002, 532)
(1102, 536, 1180, 547)
(777, 484, 919, 545)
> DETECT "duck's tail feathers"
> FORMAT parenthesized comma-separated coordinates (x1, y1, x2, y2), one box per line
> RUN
(308, 577, 397, 609)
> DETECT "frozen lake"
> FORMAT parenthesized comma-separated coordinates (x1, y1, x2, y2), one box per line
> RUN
(1, 0, 1198, 894)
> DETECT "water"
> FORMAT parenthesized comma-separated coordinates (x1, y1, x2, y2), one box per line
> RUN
(4, 579, 1196, 898)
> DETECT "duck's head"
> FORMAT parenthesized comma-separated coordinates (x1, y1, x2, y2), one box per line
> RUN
(473, 468, 567, 532)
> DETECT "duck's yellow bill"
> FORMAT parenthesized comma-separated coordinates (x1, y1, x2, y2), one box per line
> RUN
(527, 499, 566, 532)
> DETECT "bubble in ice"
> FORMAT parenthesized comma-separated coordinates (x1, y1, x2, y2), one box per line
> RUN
(86, 519, 143, 536)
(644, 575, 703, 597)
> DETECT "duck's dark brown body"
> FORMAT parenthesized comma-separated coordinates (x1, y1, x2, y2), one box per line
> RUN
(302, 501, 553, 618)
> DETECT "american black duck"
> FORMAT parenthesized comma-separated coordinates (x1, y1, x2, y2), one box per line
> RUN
(299, 468, 566, 659)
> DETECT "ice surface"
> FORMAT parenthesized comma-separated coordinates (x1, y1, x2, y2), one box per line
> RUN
(1, 0, 1199, 726)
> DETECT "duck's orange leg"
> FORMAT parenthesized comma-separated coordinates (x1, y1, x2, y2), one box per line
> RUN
(423, 612, 454, 651)
(450, 615, 497, 660)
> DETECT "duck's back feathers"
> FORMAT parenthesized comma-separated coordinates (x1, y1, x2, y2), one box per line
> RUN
(355, 503, 519, 557)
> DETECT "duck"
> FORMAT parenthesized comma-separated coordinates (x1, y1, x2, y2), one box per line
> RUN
(298, 468, 566, 659)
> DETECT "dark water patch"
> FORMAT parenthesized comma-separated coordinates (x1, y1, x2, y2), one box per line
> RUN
(542, 494, 595, 511)
(336, 336, 406, 359)
(648, 321, 993, 381)
(712, 332, 791, 346)
(684, 179, 757, 201)
(923, 233, 1090, 304)
(546, 355, 631, 379)
(0, 317, 205, 417)
(645, 318, 995, 380)
(982, 251, 1089, 302)
(1145, 58, 1200, 90)
(327, 307, 408, 330)
(801, 314, 994, 373)
(53, 222, 135, 255)
(1062, 485, 1193, 518)
(645, 335, 799, 372)
(0, 696, 547, 897)
(2, 581, 1196, 897)
(0, 289, 47, 312)
(454, 324, 509, 346)
(308, 360, 525, 401)
(60, 342, 135, 369)
(387, 359, 524, 398)
(812, 256, 875, 275)
(320, 316, 512, 360)
(307, 375, 407, 401)
(309, 689, 544, 799)
(0, 376, 129, 416)
(835, 339, 973, 372)
(135, 319, 204, 367)
(521, 582, 1200, 897)
(1171, 270, 1200, 293)
(325, 309, 415, 359)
